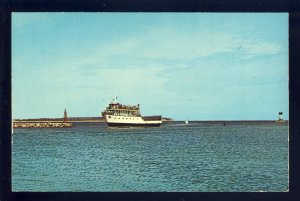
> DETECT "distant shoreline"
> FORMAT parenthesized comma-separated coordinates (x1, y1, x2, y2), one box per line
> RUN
(13, 117, 173, 123)
(13, 117, 285, 123)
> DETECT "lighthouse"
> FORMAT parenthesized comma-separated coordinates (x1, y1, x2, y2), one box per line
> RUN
(278, 112, 283, 121)
(64, 109, 68, 122)
(276, 112, 287, 124)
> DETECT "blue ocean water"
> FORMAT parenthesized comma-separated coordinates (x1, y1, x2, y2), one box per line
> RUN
(12, 122, 288, 192)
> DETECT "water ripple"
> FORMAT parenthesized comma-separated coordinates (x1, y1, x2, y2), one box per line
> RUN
(12, 122, 288, 192)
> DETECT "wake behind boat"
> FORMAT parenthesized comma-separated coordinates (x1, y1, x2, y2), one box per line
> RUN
(101, 99, 162, 127)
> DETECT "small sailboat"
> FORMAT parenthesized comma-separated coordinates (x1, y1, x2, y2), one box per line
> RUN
(185, 120, 189, 124)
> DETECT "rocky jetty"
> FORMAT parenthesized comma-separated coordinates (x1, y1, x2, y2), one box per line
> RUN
(13, 122, 72, 128)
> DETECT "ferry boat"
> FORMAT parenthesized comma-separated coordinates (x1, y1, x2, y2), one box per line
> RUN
(101, 99, 162, 127)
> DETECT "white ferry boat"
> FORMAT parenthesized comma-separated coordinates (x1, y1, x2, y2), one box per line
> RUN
(101, 99, 162, 127)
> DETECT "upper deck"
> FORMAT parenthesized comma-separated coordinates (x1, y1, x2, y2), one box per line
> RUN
(102, 102, 141, 116)
(107, 102, 140, 111)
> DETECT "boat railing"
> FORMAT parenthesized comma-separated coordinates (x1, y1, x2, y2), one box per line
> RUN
(108, 104, 139, 110)
(106, 108, 140, 111)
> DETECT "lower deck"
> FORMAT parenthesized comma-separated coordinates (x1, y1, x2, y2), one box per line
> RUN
(103, 114, 162, 127)
(106, 122, 161, 127)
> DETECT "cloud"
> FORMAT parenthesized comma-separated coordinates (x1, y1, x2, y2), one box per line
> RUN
(81, 25, 283, 67)
(234, 38, 282, 59)
(94, 27, 237, 60)
(12, 13, 288, 119)
(162, 50, 288, 103)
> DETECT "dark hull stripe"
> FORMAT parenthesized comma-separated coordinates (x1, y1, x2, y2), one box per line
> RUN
(106, 122, 161, 127)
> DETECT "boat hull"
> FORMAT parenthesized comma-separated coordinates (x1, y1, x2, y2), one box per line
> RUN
(106, 122, 161, 127)
(103, 114, 162, 127)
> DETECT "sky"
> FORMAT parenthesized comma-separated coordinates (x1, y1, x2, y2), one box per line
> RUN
(12, 13, 288, 120)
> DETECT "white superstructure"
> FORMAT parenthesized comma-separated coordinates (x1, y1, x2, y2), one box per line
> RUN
(101, 99, 162, 127)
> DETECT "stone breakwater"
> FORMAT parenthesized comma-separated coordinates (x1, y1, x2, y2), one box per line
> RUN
(13, 122, 73, 128)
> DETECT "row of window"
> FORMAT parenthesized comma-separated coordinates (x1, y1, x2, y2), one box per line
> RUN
(108, 116, 139, 120)
(105, 111, 140, 116)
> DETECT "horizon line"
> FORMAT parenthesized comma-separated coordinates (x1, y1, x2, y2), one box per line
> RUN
(12, 117, 288, 122)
